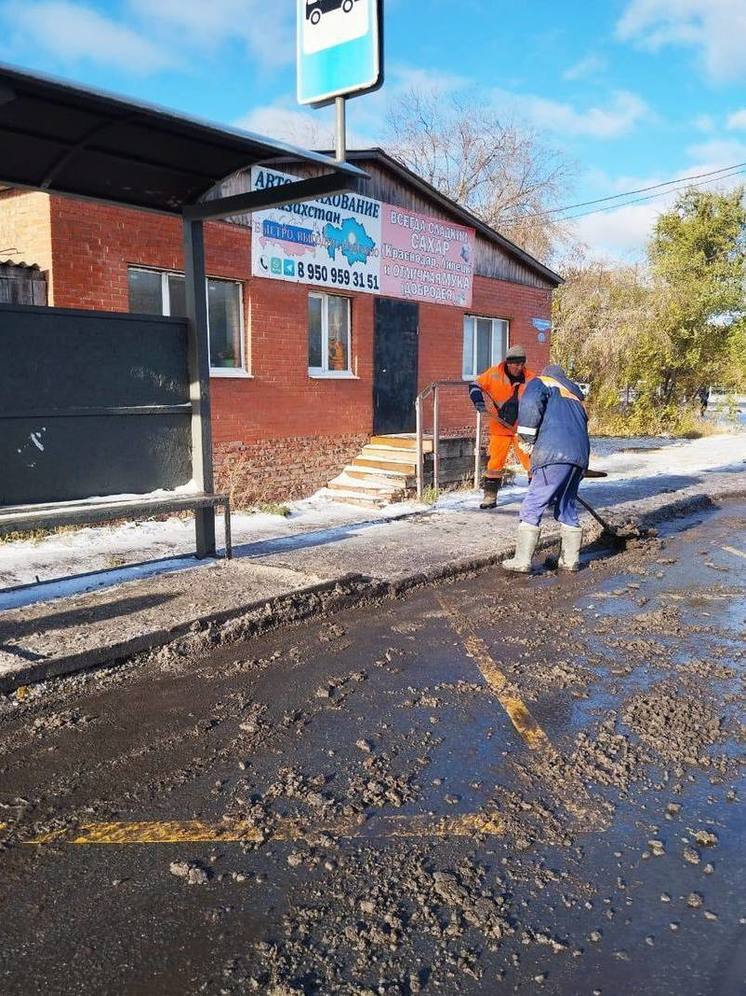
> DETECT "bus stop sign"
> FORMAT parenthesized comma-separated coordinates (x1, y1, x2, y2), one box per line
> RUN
(297, 0, 383, 107)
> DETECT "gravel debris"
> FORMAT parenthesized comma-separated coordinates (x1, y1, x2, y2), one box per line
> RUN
(169, 861, 210, 886)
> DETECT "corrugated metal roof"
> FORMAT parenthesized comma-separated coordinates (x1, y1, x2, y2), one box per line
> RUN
(0, 260, 43, 271)
(0, 62, 364, 215)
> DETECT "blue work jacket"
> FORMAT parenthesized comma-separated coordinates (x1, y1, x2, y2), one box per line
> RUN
(517, 365, 590, 471)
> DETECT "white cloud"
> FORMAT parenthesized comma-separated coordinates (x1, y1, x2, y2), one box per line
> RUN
(235, 64, 468, 152)
(571, 150, 746, 261)
(617, 0, 746, 81)
(571, 201, 661, 261)
(727, 109, 746, 130)
(562, 54, 607, 81)
(237, 105, 336, 148)
(383, 65, 470, 96)
(1, 0, 173, 74)
(127, 0, 293, 68)
(0, 0, 293, 74)
(492, 88, 650, 139)
(693, 113, 716, 133)
(685, 137, 746, 165)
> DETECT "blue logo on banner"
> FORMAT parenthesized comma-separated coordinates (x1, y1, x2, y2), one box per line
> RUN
(324, 218, 375, 265)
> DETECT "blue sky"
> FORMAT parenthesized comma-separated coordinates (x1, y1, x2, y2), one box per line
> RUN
(1, 0, 745, 260)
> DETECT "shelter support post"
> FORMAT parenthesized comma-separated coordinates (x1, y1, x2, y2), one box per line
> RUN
(183, 216, 216, 558)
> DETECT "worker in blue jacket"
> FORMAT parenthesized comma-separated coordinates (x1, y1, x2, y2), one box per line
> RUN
(502, 364, 589, 573)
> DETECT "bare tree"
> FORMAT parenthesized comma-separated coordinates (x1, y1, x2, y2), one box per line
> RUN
(385, 87, 575, 261)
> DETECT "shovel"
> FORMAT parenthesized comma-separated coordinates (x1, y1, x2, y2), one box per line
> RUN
(579, 469, 646, 544)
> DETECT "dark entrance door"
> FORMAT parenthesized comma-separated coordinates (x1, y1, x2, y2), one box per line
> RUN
(373, 298, 419, 434)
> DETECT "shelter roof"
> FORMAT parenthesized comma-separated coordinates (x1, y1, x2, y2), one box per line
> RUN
(0, 62, 363, 215)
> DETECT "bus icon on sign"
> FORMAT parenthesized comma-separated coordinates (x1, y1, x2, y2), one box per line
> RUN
(306, 0, 360, 24)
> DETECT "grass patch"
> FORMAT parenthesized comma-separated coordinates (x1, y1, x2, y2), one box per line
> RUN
(0, 524, 80, 545)
(589, 404, 732, 439)
(419, 486, 440, 505)
(254, 503, 292, 517)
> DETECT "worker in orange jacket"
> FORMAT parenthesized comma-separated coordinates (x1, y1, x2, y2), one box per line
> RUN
(469, 344, 537, 509)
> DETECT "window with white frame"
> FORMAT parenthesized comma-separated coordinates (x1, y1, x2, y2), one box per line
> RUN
(128, 267, 245, 374)
(308, 292, 352, 376)
(462, 316, 509, 379)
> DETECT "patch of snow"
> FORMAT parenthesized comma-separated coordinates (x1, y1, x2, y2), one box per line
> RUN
(0, 433, 742, 605)
(0, 555, 207, 612)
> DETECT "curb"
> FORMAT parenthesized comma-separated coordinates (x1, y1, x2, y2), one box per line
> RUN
(1, 485, 743, 694)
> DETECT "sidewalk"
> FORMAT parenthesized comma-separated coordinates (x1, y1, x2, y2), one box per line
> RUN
(0, 434, 744, 692)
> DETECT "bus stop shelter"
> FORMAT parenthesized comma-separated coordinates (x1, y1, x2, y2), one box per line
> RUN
(0, 62, 365, 556)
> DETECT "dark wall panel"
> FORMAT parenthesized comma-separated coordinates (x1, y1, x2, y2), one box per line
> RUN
(0, 304, 192, 506)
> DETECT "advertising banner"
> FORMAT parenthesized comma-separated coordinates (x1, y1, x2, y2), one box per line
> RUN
(251, 166, 475, 309)
(380, 204, 474, 308)
(251, 165, 382, 293)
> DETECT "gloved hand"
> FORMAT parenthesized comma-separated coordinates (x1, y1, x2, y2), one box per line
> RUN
(474, 402, 486, 414)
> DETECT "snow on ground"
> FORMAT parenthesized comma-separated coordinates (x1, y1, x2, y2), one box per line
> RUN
(0, 432, 743, 602)
(0, 490, 425, 598)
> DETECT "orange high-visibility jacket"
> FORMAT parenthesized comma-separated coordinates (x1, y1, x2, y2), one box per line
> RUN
(474, 362, 538, 437)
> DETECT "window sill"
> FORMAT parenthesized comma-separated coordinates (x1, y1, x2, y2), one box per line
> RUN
(308, 371, 360, 380)
(210, 368, 253, 379)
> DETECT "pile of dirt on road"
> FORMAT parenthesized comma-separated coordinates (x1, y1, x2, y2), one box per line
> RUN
(621, 687, 725, 767)
(237, 846, 527, 993)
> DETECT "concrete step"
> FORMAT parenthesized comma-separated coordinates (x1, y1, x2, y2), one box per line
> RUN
(342, 466, 416, 488)
(328, 475, 402, 497)
(322, 486, 388, 509)
(352, 456, 418, 475)
(360, 445, 423, 462)
(369, 433, 433, 453)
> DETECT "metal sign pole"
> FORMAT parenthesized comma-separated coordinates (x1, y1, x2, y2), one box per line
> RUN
(335, 96, 347, 163)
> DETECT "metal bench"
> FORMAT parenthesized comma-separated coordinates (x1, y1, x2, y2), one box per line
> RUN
(0, 492, 232, 559)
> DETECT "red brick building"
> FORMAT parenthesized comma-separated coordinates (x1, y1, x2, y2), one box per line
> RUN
(0, 149, 561, 501)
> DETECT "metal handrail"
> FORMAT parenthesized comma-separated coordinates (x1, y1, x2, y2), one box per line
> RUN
(415, 380, 484, 499)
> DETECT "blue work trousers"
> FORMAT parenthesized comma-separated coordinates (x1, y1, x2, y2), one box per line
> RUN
(520, 463, 584, 528)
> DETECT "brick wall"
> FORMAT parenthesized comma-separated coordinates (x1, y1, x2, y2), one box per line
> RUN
(0, 191, 53, 299)
(49, 197, 248, 312)
(418, 275, 552, 437)
(215, 432, 370, 505)
(0, 192, 554, 502)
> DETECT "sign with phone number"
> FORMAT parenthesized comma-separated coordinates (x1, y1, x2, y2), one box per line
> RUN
(251, 166, 474, 308)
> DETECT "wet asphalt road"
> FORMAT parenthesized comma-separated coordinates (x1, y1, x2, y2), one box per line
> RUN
(0, 501, 744, 995)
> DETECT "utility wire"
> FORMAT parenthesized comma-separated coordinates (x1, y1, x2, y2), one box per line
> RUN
(561, 167, 746, 222)
(545, 160, 746, 216)
(502, 160, 746, 223)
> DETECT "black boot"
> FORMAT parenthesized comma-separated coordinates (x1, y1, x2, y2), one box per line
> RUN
(479, 477, 501, 510)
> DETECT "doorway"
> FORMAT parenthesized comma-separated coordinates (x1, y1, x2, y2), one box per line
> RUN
(373, 298, 419, 434)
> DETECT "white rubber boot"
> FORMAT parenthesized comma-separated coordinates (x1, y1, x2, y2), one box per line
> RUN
(558, 524, 583, 571)
(502, 522, 541, 573)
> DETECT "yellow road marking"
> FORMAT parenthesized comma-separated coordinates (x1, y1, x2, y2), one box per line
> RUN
(436, 595, 604, 824)
(722, 545, 746, 561)
(25, 811, 505, 846)
(437, 595, 549, 750)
